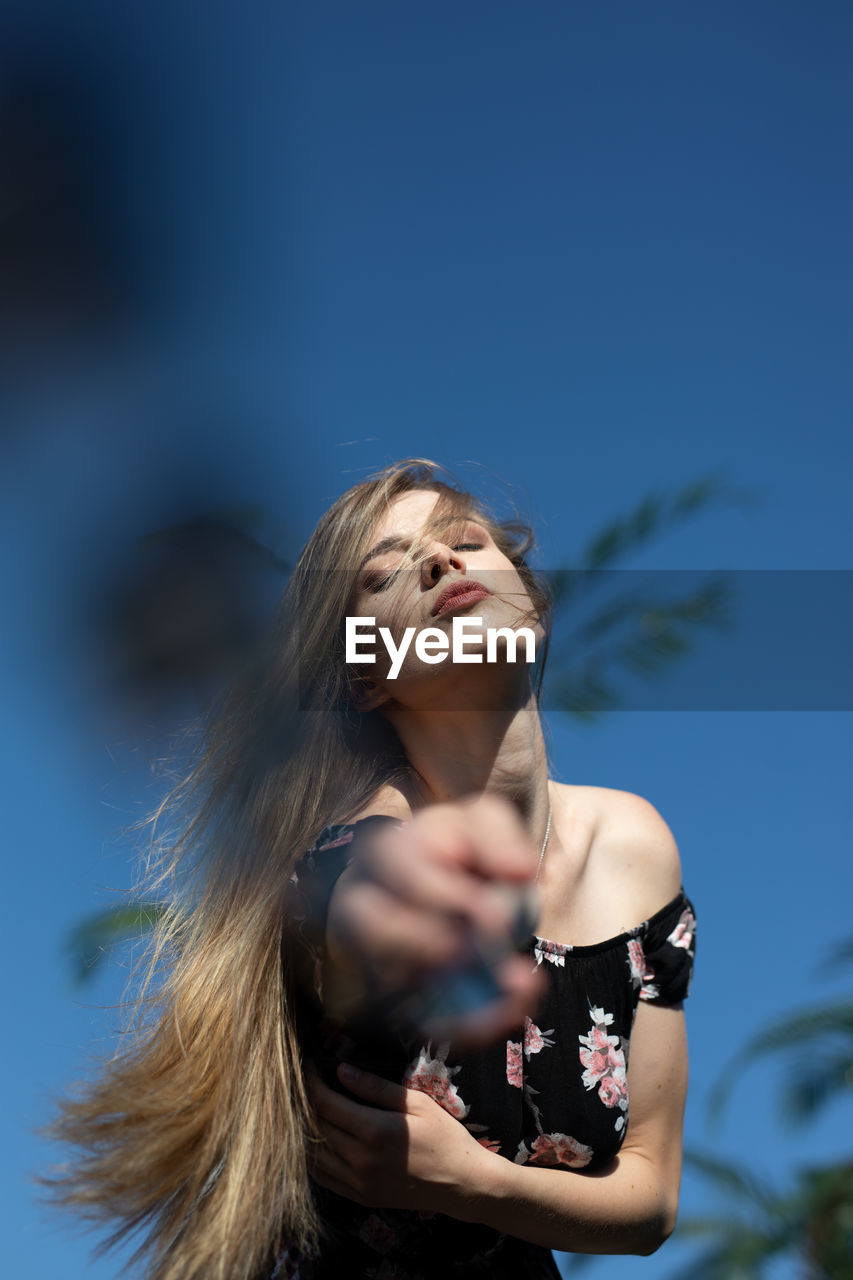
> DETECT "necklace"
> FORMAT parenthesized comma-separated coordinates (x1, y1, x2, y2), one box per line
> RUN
(535, 794, 553, 883)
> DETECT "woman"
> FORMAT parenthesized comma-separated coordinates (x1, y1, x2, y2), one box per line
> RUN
(47, 459, 696, 1280)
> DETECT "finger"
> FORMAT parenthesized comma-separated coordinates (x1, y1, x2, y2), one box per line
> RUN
(309, 1071, 404, 1138)
(336, 1062, 411, 1112)
(402, 800, 540, 933)
(422, 956, 545, 1050)
(347, 806, 539, 953)
(307, 1075, 363, 1135)
(354, 825, 500, 924)
(307, 1118, 364, 1171)
(499, 952, 545, 1008)
(333, 881, 469, 972)
(453, 794, 541, 882)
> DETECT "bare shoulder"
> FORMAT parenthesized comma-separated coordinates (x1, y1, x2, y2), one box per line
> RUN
(336, 782, 414, 826)
(590, 786, 683, 914)
(551, 785, 682, 937)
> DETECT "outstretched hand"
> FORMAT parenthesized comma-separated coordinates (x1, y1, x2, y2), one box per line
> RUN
(324, 793, 545, 1049)
(307, 1062, 493, 1216)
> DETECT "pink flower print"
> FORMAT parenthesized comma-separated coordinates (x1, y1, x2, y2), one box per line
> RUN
(580, 1048, 608, 1084)
(506, 1039, 523, 1088)
(523, 1017, 555, 1058)
(526, 1132, 594, 1169)
(627, 937, 656, 993)
(358, 1214, 397, 1255)
(579, 1006, 628, 1122)
(606, 1042, 625, 1072)
(402, 1044, 469, 1120)
(627, 937, 644, 985)
(579, 1012, 620, 1089)
(598, 1073, 627, 1109)
(668, 908, 696, 952)
(533, 938, 572, 968)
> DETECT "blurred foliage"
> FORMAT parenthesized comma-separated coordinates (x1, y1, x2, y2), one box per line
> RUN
(66, 902, 168, 986)
(668, 935, 853, 1279)
(667, 1155, 853, 1279)
(542, 469, 760, 720)
(88, 505, 291, 727)
(708, 938, 853, 1127)
(70, 470, 751, 975)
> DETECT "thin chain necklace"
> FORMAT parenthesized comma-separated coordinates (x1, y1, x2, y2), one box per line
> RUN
(535, 794, 553, 883)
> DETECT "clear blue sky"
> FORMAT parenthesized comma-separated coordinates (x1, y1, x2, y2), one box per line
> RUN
(2, 4, 851, 1277)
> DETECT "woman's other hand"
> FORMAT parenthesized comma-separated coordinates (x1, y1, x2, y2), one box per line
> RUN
(307, 1063, 493, 1214)
(324, 794, 544, 1049)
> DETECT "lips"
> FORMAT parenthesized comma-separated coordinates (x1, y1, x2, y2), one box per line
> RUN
(431, 578, 493, 618)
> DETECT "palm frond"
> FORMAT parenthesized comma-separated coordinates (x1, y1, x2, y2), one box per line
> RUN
(672, 1154, 853, 1279)
(546, 471, 761, 609)
(778, 1050, 853, 1125)
(683, 1150, 780, 1215)
(819, 935, 853, 975)
(575, 472, 760, 571)
(664, 1234, 786, 1280)
(541, 664, 623, 722)
(796, 1162, 853, 1279)
(545, 575, 734, 715)
(708, 1002, 853, 1124)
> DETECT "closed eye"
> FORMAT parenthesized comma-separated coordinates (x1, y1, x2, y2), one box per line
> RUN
(363, 543, 483, 590)
(363, 571, 395, 592)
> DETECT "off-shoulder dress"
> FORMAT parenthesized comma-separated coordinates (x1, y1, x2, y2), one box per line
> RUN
(274, 815, 697, 1280)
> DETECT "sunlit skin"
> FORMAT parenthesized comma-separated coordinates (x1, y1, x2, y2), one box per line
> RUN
(308, 489, 689, 1257)
(348, 489, 546, 713)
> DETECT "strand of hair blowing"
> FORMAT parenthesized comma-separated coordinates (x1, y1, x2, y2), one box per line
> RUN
(44, 584, 397, 1279)
(43, 459, 551, 1280)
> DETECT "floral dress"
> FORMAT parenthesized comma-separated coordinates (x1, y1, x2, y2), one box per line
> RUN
(275, 816, 697, 1280)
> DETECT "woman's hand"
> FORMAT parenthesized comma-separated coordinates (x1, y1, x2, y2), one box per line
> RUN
(307, 1062, 493, 1215)
(324, 794, 544, 1048)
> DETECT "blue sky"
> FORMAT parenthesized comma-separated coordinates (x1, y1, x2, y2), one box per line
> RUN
(2, 3, 851, 1277)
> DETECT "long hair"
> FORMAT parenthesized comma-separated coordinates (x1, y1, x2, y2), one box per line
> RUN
(44, 458, 552, 1280)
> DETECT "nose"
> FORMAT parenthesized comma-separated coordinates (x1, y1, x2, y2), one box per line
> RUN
(420, 540, 466, 588)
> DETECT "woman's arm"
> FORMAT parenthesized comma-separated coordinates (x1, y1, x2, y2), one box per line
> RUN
(307, 792, 690, 1256)
(462, 999, 688, 1254)
(309, 995, 686, 1256)
(318, 796, 545, 1048)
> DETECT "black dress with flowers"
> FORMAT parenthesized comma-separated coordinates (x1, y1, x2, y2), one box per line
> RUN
(274, 816, 697, 1280)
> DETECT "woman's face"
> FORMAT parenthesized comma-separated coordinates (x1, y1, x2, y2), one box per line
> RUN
(347, 489, 543, 707)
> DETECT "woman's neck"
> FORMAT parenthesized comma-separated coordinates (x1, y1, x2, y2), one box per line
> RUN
(384, 691, 551, 839)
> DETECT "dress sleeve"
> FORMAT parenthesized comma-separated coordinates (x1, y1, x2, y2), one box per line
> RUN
(285, 815, 402, 1004)
(634, 892, 697, 1006)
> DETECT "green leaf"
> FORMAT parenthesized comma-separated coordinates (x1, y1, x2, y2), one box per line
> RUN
(66, 901, 169, 984)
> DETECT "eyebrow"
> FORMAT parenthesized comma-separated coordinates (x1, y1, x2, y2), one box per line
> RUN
(357, 517, 485, 572)
(358, 536, 407, 571)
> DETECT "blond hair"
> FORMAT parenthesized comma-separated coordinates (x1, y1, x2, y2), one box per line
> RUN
(44, 459, 551, 1280)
